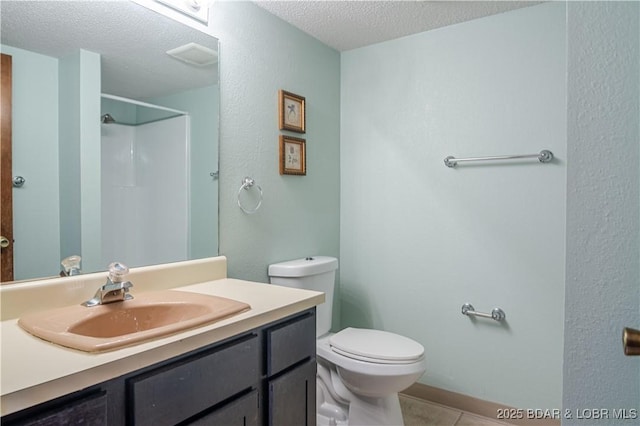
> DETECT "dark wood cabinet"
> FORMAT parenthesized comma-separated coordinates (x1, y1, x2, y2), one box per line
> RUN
(268, 359, 316, 426)
(265, 310, 317, 426)
(128, 333, 259, 426)
(188, 389, 260, 426)
(2, 309, 316, 426)
(266, 311, 316, 376)
(1, 391, 108, 426)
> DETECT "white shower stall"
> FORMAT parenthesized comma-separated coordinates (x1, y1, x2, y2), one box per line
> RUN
(100, 95, 189, 268)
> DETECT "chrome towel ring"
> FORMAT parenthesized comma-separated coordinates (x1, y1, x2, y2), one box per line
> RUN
(237, 177, 263, 214)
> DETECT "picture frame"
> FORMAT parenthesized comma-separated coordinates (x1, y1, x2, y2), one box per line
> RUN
(279, 136, 306, 176)
(279, 90, 306, 133)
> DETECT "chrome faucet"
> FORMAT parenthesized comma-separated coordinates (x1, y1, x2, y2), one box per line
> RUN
(82, 262, 134, 307)
(60, 255, 82, 277)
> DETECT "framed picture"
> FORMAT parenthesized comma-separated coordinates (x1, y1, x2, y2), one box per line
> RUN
(279, 90, 306, 133)
(279, 136, 306, 175)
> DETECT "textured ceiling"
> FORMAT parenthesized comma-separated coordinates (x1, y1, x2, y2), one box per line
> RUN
(1, 1, 542, 99)
(0, 1, 218, 99)
(253, 1, 543, 52)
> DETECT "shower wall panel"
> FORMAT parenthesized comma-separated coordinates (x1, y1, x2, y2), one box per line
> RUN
(101, 116, 189, 268)
(101, 124, 137, 264)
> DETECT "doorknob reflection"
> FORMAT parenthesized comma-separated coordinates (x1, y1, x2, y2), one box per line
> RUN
(623, 327, 640, 356)
(0, 236, 10, 249)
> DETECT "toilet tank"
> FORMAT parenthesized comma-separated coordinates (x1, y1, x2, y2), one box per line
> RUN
(268, 256, 338, 337)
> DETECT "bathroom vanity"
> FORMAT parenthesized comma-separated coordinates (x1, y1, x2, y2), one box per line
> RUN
(0, 257, 324, 425)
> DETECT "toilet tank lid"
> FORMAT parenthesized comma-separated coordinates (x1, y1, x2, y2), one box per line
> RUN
(268, 256, 338, 277)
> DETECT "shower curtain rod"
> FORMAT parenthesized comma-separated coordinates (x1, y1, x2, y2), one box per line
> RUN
(101, 93, 188, 116)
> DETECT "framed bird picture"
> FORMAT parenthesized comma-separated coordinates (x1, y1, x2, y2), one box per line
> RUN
(279, 90, 306, 133)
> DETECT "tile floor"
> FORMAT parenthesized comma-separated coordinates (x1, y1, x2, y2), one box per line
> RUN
(400, 394, 513, 426)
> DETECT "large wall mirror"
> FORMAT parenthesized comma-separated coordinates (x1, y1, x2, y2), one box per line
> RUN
(0, 0, 219, 283)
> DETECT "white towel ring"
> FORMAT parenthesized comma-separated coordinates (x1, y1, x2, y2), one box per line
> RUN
(237, 177, 263, 214)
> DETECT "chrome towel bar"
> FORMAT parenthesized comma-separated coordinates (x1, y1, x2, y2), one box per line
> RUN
(444, 150, 553, 168)
(461, 303, 506, 322)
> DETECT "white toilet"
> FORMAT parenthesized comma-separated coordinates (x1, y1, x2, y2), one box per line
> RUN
(268, 256, 426, 426)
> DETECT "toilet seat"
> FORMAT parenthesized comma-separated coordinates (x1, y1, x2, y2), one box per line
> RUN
(317, 334, 425, 376)
(317, 332, 426, 400)
(329, 328, 424, 364)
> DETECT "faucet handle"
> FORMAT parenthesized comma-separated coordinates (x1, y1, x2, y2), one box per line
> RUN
(108, 262, 129, 283)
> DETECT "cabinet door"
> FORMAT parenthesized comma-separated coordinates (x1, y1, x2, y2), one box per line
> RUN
(1, 391, 107, 426)
(268, 359, 316, 426)
(187, 390, 259, 426)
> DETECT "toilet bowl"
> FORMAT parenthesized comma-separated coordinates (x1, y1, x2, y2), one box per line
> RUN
(268, 257, 426, 426)
(319, 328, 426, 398)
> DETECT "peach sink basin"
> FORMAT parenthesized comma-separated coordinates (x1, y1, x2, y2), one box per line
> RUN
(17, 290, 251, 352)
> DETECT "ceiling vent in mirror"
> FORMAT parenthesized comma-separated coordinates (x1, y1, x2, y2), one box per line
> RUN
(167, 42, 218, 67)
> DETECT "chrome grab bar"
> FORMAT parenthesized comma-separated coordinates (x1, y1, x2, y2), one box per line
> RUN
(461, 303, 506, 322)
(444, 150, 553, 168)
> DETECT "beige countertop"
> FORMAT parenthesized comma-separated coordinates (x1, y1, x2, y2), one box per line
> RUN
(0, 259, 324, 416)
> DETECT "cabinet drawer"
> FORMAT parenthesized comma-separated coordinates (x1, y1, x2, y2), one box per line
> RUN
(128, 334, 259, 426)
(266, 311, 316, 376)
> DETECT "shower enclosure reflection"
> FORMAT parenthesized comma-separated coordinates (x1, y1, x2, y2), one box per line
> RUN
(101, 95, 189, 268)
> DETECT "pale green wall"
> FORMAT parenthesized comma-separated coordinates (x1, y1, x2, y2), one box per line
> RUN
(79, 50, 102, 274)
(209, 1, 341, 282)
(0, 45, 61, 280)
(1, 47, 101, 279)
(340, 2, 566, 409)
(59, 50, 102, 273)
(563, 2, 640, 423)
(59, 53, 82, 265)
